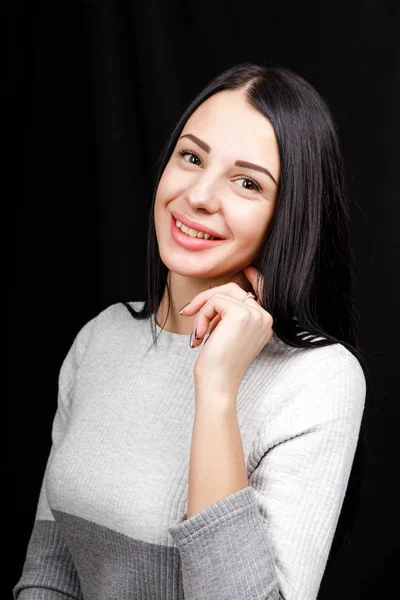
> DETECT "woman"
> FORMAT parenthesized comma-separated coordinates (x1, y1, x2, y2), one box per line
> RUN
(14, 63, 367, 600)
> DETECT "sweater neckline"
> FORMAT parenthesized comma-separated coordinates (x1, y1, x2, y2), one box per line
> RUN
(131, 301, 282, 350)
(155, 318, 190, 340)
(153, 313, 282, 352)
(144, 317, 203, 354)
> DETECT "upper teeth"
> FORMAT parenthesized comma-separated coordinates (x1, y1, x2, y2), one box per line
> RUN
(175, 219, 217, 240)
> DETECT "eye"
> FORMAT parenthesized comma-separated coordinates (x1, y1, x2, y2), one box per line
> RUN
(234, 176, 262, 193)
(176, 149, 262, 194)
(177, 149, 201, 165)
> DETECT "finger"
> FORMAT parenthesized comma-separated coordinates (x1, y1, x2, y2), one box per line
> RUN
(192, 293, 249, 344)
(192, 313, 221, 348)
(203, 313, 222, 345)
(180, 281, 253, 316)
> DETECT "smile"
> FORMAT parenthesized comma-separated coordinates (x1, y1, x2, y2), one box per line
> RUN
(175, 219, 219, 240)
(170, 215, 226, 251)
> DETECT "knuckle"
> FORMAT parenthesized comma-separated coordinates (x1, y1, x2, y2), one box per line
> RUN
(229, 282, 240, 292)
(265, 312, 273, 328)
(254, 310, 264, 325)
(237, 309, 250, 324)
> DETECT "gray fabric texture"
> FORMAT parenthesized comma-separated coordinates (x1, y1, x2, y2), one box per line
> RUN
(13, 301, 366, 599)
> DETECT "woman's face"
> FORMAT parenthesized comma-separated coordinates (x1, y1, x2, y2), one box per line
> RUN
(154, 89, 280, 281)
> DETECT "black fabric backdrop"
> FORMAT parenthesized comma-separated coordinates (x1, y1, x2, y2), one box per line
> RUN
(7, 1, 399, 598)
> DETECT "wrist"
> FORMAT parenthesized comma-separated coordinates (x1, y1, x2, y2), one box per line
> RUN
(194, 384, 238, 414)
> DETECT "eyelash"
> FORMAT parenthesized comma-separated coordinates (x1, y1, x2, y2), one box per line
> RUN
(177, 148, 263, 194)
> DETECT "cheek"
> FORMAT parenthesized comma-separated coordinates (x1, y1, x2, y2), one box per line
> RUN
(154, 177, 168, 210)
(155, 167, 183, 206)
(230, 209, 272, 249)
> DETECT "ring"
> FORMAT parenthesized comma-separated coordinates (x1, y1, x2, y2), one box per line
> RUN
(241, 291, 256, 303)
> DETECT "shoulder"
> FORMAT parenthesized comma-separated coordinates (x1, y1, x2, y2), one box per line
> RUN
(88, 300, 145, 328)
(71, 301, 146, 359)
(297, 341, 365, 381)
(264, 335, 366, 414)
(59, 301, 146, 387)
(287, 342, 366, 420)
(270, 332, 365, 386)
(290, 341, 366, 397)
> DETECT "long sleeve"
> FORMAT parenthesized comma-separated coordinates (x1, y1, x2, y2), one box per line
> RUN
(13, 316, 97, 600)
(168, 346, 366, 600)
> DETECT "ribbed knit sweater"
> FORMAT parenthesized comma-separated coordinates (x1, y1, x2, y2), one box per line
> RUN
(13, 300, 366, 600)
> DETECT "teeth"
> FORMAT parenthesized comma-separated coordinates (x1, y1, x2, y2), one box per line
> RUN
(175, 219, 216, 240)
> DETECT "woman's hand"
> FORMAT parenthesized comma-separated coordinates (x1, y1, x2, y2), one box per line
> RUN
(180, 265, 274, 402)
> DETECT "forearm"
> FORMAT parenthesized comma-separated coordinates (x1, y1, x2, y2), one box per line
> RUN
(186, 394, 249, 519)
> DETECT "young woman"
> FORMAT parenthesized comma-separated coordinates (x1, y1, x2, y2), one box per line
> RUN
(14, 63, 367, 600)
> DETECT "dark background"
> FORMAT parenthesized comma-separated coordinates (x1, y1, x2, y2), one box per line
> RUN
(7, 1, 399, 598)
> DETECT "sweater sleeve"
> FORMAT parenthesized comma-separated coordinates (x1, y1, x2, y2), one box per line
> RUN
(168, 346, 366, 600)
(13, 316, 97, 600)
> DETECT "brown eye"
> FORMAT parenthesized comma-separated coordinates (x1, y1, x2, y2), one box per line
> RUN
(177, 149, 201, 165)
(234, 176, 262, 193)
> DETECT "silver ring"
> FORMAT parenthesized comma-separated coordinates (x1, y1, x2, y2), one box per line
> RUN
(241, 292, 256, 303)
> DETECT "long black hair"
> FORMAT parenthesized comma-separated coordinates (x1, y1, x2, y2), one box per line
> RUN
(122, 62, 369, 566)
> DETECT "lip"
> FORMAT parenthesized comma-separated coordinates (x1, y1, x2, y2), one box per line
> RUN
(170, 215, 226, 251)
(171, 211, 225, 240)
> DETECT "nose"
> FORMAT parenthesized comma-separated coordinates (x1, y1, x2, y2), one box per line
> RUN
(184, 170, 223, 213)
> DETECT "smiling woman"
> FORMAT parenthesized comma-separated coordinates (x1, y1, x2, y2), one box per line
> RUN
(14, 63, 367, 600)
(152, 87, 280, 319)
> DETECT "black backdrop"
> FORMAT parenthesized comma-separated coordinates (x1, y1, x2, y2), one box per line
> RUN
(7, 1, 399, 598)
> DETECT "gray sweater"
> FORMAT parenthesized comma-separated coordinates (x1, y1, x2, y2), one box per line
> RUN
(14, 301, 366, 600)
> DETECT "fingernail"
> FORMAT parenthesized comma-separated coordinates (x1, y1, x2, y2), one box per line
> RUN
(189, 332, 194, 348)
(194, 327, 200, 340)
(179, 302, 190, 315)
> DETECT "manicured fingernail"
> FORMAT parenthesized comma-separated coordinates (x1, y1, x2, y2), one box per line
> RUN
(189, 332, 194, 348)
(194, 328, 200, 340)
(179, 302, 190, 315)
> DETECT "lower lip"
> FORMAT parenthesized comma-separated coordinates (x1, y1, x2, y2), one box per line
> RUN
(170, 215, 226, 251)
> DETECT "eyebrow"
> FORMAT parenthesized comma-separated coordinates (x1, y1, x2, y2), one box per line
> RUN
(179, 133, 277, 186)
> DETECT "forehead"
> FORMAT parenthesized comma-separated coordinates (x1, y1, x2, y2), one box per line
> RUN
(181, 90, 277, 152)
